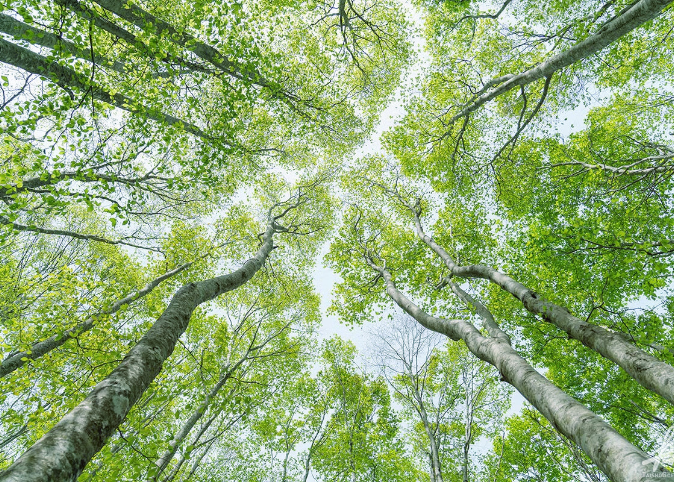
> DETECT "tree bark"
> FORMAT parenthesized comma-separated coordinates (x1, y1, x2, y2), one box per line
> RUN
(417, 400, 443, 482)
(181, 439, 214, 482)
(161, 409, 222, 482)
(0, 261, 193, 378)
(461, 378, 471, 482)
(153, 352, 253, 476)
(89, 0, 242, 78)
(0, 13, 126, 75)
(0, 221, 278, 482)
(412, 210, 674, 407)
(84, 0, 307, 109)
(365, 258, 673, 482)
(0, 214, 161, 251)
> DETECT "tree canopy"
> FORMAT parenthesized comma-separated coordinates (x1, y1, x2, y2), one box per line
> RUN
(1, 0, 674, 481)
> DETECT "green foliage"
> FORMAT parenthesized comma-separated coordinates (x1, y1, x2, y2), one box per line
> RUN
(2, 0, 674, 480)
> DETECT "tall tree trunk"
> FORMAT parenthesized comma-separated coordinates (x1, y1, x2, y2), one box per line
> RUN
(423, 413, 443, 482)
(182, 439, 215, 482)
(54, 0, 214, 75)
(85, 0, 298, 103)
(0, 222, 278, 482)
(0, 38, 209, 140)
(89, 0, 243, 78)
(462, 387, 471, 482)
(0, 14, 127, 75)
(153, 341, 263, 477)
(153, 372, 232, 476)
(410, 207, 674, 407)
(364, 258, 673, 482)
(160, 409, 223, 482)
(413, 385, 443, 482)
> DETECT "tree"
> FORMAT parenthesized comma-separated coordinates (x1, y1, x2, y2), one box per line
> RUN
(0, 0, 408, 478)
(211, 337, 419, 482)
(486, 408, 610, 482)
(2, 0, 674, 480)
(371, 313, 510, 482)
(326, 158, 674, 481)
(310, 337, 418, 482)
(0, 178, 334, 481)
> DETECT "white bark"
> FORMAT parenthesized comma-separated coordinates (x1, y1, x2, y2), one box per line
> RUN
(0, 262, 193, 378)
(153, 373, 232, 476)
(0, 37, 209, 139)
(0, 214, 161, 251)
(0, 222, 277, 482)
(153, 311, 288, 477)
(366, 258, 672, 482)
(412, 212, 674, 407)
(547, 149, 674, 176)
(418, 401, 444, 482)
(0, 14, 127, 74)
(89, 0, 241, 77)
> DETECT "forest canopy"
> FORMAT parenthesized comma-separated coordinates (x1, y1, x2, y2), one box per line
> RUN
(0, 0, 674, 481)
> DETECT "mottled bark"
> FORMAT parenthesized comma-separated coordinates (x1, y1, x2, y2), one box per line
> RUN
(448, 0, 673, 124)
(0, 262, 192, 378)
(365, 259, 673, 482)
(412, 210, 674, 407)
(0, 222, 277, 482)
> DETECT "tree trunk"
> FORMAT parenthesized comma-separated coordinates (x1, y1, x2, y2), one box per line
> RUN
(365, 259, 673, 482)
(153, 350, 255, 477)
(181, 440, 215, 482)
(413, 386, 443, 482)
(89, 0, 239, 75)
(0, 14, 127, 75)
(0, 37, 209, 140)
(153, 373, 230, 476)
(0, 223, 277, 482)
(462, 387, 471, 482)
(161, 410, 223, 482)
(412, 212, 674, 407)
